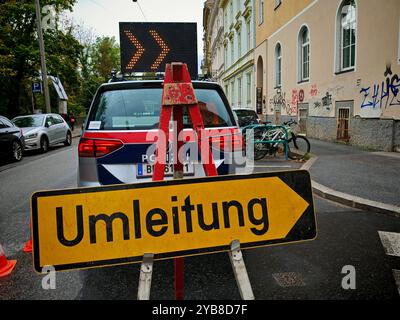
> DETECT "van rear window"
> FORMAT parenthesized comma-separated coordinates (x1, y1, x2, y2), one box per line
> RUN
(88, 88, 234, 130)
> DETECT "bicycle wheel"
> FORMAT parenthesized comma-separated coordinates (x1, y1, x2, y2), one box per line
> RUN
(244, 130, 269, 161)
(288, 135, 310, 160)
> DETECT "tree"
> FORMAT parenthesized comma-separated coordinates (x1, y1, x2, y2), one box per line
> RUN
(0, 0, 77, 118)
(91, 36, 120, 82)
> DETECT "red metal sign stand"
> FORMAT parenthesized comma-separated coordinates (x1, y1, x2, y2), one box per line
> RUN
(152, 62, 218, 300)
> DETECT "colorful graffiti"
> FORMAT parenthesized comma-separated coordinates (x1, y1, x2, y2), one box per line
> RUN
(360, 65, 400, 109)
(290, 89, 299, 115)
(309, 84, 318, 97)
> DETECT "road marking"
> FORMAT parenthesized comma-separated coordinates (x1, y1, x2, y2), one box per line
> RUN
(272, 272, 306, 288)
(378, 231, 400, 257)
(393, 270, 400, 296)
(378, 231, 400, 296)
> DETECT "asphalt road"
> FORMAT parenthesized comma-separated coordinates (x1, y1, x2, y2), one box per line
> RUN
(0, 140, 399, 300)
(308, 139, 400, 206)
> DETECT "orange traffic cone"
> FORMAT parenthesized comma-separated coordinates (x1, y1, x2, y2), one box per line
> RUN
(0, 243, 16, 278)
(23, 239, 32, 253)
(23, 221, 32, 253)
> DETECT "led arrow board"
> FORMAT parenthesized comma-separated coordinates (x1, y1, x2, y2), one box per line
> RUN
(119, 22, 198, 78)
(31, 171, 316, 272)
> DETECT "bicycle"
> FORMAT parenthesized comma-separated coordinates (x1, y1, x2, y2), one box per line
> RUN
(243, 120, 310, 161)
(283, 120, 311, 160)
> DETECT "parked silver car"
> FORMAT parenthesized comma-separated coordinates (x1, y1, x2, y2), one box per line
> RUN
(12, 114, 72, 153)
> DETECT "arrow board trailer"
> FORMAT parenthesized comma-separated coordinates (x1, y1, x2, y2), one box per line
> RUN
(119, 22, 198, 79)
(31, 171, 317, 272)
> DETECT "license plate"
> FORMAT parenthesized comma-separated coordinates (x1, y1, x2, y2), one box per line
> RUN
(137, 163, 195, 178)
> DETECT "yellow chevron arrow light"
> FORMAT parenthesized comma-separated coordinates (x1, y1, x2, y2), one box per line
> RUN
(149, 30, 170, 70)
(124, 30, 145, 70)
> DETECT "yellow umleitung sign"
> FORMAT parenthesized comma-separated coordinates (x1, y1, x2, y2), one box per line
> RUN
(31, 171, 316, 272)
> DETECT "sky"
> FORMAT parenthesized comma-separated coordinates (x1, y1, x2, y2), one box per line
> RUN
(67, 0, 205, 72)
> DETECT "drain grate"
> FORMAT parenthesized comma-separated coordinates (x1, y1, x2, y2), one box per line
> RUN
(272, 272, 306, 288)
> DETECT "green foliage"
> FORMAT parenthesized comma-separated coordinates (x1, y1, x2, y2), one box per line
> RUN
(91, 36, 120, 82)
(0, 0, 77, 117)
(0, 0, 121, 118)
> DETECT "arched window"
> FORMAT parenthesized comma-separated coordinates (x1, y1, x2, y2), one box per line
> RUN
(275, 43, 282, 88)
(298, 26, 310, 82)
(337, 0, 356, 72)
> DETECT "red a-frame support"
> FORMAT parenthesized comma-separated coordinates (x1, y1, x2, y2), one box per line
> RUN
(151, 62, 218, 300)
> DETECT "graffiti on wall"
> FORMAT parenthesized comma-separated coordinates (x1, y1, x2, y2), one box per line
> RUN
(309, 88, 335, 118)
(290, 89, 299, 115)
(309, 84, 318, 97)
(327, 85, 344, 96)
(269, 90, 297, 116)
(321, 92, 333, 109)
(360, 65, 400, 110)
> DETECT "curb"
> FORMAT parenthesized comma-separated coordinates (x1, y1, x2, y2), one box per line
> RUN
(311, 180, 400, 218)
(301, 157, 400, 218)
(72, 133, 81, 139)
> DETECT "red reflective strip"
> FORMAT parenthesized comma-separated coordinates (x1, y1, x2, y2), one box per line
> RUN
(83, 128, 239, 144)
(83, 132, 153, 144)
(211, 134, 244, 152)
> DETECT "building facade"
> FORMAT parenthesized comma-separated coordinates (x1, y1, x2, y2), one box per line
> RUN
(254, 0, 400, 151)
(203, 0, 225, 85)
(203, 0, 256, 110)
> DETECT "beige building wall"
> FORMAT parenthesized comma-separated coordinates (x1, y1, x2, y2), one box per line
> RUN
(254, 0, 313, 116)
(255, 0, 314, 46)
(266, 0, 400, 121)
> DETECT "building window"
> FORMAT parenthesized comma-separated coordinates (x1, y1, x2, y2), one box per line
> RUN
(231, 40, 234, 65)
(246, 21, 251, 51)
(225, 85, 229, 99)
(258, 0, 264, 25)
(230, 1, 233, 26)
(246, 73, 252, 107)
(231, 81, 235, 107)
(238, 29, 242, 59)
(298, 26, 310, 82)
(275, 43, 282, 88)
(398, 18, 400, 64)
(238, 77, 242, 108)
(224, 45, 228, 67)
(336, 0, 356, 72)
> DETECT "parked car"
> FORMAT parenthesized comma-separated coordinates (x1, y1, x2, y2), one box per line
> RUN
(78, 80, 245, 187)
(12, 114, 72, 153)
(0, 115, 25, 162)
(232, 109, 262, 127)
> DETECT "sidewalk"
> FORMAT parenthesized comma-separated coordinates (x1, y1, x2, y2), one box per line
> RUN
(72, 126, 82, 139)
(305, 138, 400, 217)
